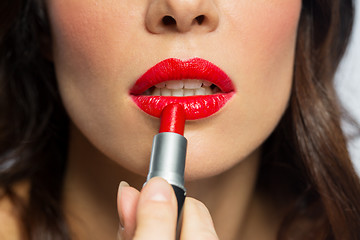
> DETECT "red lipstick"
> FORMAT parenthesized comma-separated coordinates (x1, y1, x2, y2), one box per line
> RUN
(159, 104, 185, 135)
(146, 104, 187, 220)
(130, 58, 235, 120)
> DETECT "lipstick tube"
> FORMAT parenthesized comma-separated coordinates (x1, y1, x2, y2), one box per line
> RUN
(146, 104, 187, 220)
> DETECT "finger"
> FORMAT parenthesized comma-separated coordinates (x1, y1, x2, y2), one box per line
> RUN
(180, 197, 219, 240)
(117, 181, 140, 240)
(134, 177, 178, 240)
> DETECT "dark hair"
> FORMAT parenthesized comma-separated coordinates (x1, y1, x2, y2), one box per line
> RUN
(0, 0, 70, 238)
(0, 0, 359, 239)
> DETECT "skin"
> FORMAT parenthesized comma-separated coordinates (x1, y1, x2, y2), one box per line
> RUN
(44, 0, 302, 239)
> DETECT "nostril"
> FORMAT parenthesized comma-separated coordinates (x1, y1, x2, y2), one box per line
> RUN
(162, 16, 176, 26)
(195, 15, 205, 25)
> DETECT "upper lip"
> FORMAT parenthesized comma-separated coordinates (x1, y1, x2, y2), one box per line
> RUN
(129, 58, 235, 95)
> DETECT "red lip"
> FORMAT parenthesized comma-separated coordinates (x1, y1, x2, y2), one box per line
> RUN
(130, 58, 235, 120)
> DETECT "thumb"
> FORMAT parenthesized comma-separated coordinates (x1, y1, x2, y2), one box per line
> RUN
(134, 177, 178, 240)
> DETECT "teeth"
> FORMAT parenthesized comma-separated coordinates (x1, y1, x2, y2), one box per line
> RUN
(171, 88, 183, 96)
(155, 82, 166, 88)
(158, 80, 213, 89)
(148, 79, 221, 96)
(184, 79, 202, 89)
(202, 81, 212, 87)
(165, 81, 184, 89)
(161, 88, 172, 96)
(184, 89, 195, 96)
(195, 87, 206, 95)
(205, 87, 212, 95)
(151, 86, 215, 96)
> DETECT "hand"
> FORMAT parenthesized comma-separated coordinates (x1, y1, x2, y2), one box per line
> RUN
(117, 177, 219, 240)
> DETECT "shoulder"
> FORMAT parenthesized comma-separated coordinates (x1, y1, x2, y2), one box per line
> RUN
(0, 195, 21, 240)
(0, 182, 30, 240)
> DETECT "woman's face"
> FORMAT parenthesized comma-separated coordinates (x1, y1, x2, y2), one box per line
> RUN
(47, 0, 301, 180)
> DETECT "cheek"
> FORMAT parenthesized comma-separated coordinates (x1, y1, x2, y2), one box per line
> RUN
(236, 1, 301, 142)
(243, 1, 301, 112)
(48, 0, 142, 87)
(224, 0, 302, 115)
(224, 1, 302, 48)
(47, 1, 154, 174)
(47, 0, 149, 144)
(221, 0, 301, 71)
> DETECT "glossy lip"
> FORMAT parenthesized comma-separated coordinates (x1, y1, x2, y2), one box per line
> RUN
(130, 58, 235, 120)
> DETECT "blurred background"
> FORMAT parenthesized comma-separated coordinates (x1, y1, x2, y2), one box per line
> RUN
(335, 1, 360, 175)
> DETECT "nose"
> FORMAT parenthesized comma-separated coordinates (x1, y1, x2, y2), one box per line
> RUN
(145, 0, 219, 34)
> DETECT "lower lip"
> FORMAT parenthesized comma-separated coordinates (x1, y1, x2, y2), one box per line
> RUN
(131, 92, 235, 120)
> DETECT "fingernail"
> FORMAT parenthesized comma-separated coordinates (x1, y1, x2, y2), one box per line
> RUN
(119, 181, 130, 189)
(145, 177, 172, 202)
(118, 181, 130, 229)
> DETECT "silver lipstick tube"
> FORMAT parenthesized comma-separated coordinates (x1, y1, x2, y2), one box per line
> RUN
(147, 132, 187, 191)
(146, 132, 187, 219)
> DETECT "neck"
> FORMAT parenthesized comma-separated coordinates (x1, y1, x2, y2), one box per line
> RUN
(63, 124, 280, 240)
